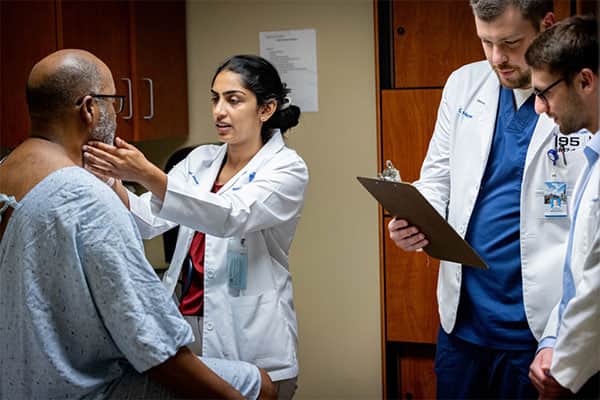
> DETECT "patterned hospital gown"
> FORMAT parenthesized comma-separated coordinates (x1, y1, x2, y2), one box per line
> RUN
(0, 167, 194, 399)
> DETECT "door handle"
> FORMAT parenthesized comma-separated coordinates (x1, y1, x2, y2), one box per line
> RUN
(142, 78, 154, 120)
(121, 78, 133, 120)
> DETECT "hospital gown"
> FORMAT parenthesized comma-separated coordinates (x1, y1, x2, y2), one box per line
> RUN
(0, 167, 260, 399)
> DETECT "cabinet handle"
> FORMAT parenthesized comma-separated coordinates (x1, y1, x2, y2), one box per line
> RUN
(142, 78, 154, 120)
(397, 26, 406, 35)
(121, 78, 133, 120)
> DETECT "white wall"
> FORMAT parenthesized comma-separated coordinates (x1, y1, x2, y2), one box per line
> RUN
(140, 1, 381, 397)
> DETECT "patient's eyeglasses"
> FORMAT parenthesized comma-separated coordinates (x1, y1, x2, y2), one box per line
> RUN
(76, 94, 126, 114)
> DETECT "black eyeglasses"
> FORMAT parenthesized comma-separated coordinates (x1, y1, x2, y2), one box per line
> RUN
(533, 77, 564, 107)
(76, 94, 126, 114)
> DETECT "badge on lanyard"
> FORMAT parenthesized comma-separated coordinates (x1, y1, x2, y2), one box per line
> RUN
(227, 237, 248, 295)
(544, 149, 568, 218)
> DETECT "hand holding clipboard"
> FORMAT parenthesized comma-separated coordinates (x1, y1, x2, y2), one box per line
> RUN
(357, 175, 488, 269)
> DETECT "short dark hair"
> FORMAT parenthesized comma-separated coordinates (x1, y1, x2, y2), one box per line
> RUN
(470, 0, 553, 29)
(525, 15, 598, 82)
(212, 54, 301, 143)
(26, 55, 101, 122)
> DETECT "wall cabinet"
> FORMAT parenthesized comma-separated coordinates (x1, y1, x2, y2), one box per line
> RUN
(0, 1, 57, 151)
(0, 0, 188, 150)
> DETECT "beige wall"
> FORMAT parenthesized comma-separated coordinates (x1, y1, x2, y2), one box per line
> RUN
(139, 1, 381, 398)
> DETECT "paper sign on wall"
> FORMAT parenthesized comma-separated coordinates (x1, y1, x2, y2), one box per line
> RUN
(259, 29, 318, 112)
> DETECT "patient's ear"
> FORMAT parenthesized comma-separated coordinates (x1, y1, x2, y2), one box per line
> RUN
(78, 95, 95, 126)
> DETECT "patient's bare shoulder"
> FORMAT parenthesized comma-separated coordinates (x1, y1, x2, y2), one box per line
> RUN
(0, 138, 76, 202)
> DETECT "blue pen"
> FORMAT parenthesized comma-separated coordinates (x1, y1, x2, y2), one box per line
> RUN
(188, 171, 199, 184)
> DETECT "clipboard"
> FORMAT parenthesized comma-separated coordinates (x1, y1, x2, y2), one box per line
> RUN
(357, 176, 488, 269)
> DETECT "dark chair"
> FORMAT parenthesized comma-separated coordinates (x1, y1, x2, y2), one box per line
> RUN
(162, 145, 198, 263)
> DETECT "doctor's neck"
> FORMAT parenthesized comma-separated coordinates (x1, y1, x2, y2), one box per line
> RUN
(225, 138, 263, 170)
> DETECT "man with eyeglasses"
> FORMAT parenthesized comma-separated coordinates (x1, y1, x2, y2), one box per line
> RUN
(525, 15, 599, 398)
(387, 0, 587, 397)
(0, 49, 275, 399)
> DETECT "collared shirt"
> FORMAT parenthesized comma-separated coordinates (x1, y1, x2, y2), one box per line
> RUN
(539, 129, 600, 351)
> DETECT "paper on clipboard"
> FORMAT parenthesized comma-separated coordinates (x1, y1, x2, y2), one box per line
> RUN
(357, 176, 488, 269)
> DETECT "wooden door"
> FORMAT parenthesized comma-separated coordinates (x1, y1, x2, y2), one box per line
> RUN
(381, 89, 442, 182)
(0, 1, 57, 149)
(381, 89, 442, 344)
(378, 1, 483, 397)
(60, 0, 134, 141)
(131, 0, 188, 141)
(392, 0, 483, 88)
(576, 0, 598, 14)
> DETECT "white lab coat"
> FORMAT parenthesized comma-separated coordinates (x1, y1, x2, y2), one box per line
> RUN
(415, 61, 586, 341)
(549, 133, 600, 392)
(128, 131, 308, 381)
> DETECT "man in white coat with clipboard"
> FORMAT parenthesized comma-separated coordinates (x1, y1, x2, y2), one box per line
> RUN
(387, 0, 586, 397)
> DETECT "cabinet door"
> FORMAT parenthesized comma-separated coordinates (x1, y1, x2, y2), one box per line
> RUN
(60, 0, 134, 141)
(1, 1, 57, 149)
(381, 89, 442, 343)
(398, 345, 437, 399)
(576, 0, 598, 14)
(131, 0, 188, 141)
(393, 0, 484, 88)
(381, 89, 441, 182)
(384, 217, 440, 343)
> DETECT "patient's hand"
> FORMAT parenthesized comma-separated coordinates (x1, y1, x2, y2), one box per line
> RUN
(257, 368, 277, 400)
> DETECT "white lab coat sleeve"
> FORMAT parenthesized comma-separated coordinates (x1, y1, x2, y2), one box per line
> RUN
(128, 190, 178, 239)
(550, 227, 600, 392)
(153, 156, 308, 238)
(541, 302, 560, 345)
(413, 76, 453, 217)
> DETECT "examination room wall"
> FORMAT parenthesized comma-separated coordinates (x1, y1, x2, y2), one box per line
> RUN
(138, 0, 381, 398)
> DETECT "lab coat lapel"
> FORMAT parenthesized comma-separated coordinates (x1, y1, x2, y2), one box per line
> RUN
(194, 144, 227, 192)
(525, 113, 556, 168)
(218, 131, 285, 194)
(475, 75, 500, 163)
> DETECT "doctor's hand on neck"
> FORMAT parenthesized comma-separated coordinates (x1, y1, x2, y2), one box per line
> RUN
(83, 137, 168, 202)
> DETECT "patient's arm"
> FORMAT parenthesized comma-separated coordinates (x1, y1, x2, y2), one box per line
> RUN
(148, 347, 243, 399)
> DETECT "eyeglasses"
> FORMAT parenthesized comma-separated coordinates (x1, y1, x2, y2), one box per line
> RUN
(76, 94, 126, 114)
(533, 77, 564, 107)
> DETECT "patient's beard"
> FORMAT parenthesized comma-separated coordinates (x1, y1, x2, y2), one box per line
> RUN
(91, 105, 116, 145)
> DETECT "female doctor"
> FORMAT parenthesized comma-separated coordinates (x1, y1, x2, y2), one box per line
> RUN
(83, 54, 308, 399)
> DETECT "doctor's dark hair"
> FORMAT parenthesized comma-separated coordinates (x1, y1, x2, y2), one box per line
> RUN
(212, 54, 301, 143)
(469, 0, 553, 29)
(525, 15, 598, 83)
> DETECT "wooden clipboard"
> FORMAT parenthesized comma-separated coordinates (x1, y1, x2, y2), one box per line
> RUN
(357, 176, 488, 269)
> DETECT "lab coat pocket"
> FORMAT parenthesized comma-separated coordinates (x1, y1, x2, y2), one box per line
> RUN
(230, 289, 291, 370)
(578, 200, 600, 257)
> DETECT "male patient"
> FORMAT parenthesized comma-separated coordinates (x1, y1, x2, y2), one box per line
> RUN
(0, 49, 275, 399)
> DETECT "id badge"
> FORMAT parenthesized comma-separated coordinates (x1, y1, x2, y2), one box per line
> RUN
(226, 237, 248, 295)
(544, 181, 568, 218)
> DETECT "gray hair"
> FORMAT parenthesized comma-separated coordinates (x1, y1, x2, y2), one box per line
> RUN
(469, 0, 553, 28)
